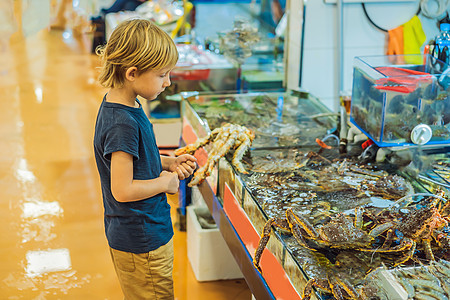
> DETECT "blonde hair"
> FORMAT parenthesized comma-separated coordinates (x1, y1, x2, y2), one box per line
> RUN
(96, 19, 178, 88)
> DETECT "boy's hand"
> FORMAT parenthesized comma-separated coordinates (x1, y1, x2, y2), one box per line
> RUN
(169, 154, 197, 180)
(160, 171, 179, 194)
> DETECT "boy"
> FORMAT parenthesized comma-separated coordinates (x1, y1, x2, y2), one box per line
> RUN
(93, 19, 197, 299)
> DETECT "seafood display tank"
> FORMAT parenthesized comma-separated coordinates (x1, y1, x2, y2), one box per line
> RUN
(351, 54, 450, 148)
(178, 90, 450, 299)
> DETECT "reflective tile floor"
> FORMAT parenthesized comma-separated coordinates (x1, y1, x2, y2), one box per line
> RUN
(0, 26, 251, 299)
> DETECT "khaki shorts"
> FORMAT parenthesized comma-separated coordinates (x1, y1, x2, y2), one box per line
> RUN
(110, 238, 174, 300)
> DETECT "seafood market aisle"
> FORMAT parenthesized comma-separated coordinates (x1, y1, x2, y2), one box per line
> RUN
(0, 26, 251, 299)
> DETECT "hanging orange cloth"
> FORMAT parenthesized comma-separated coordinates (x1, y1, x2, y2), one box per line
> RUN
(387, 26, 404, 55)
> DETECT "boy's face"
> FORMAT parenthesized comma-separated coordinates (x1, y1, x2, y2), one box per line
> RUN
(133, 66, 173, 101)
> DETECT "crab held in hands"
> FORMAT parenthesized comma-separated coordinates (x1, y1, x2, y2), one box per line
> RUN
(174, 123, 255, 187)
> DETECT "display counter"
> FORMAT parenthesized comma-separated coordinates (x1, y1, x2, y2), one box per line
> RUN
(181, 90, 335, 148)
(180, 90, 335, 299)
(179, 90, 450, 299)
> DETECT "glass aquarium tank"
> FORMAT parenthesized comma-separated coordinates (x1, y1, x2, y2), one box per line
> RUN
(351, 54, 450, 147)
(181, 90, 337, 148)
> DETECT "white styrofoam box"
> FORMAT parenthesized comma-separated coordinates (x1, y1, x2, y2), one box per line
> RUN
(186, 206, 243, 281)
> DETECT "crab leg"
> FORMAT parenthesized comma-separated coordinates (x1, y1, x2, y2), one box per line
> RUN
(301, 279, 316, 300)
(253, 219, 272, 273)
(231, 134, 251, 174)
(301, 278, 332, 300)
(439, 196, 450, 216)
(381, 228, 395, 249)
(302, 275, 360, 300)
(174, 127, 221, 156)
(433, 230, 450, 248)
(187, 141, 222, 187)
(393, 240, 416, 267)
(253, 217, 289, 273)
(358, 237, 414, 260)
(354, 207, 364, 229)
(422, 238, 435, 261)
(368, 222, 394, 237)
(187, 164, 208, 187)
(200, 130, 239, 181)
(286, 208, 319, 240)
(430, 189, 447, 207)
(334, 275, 360, 299)
(327, 274, 345, 300)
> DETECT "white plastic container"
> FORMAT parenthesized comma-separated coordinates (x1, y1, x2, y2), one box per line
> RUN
(186, 206, 243, 281)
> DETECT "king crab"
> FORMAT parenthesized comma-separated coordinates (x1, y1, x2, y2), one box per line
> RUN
(174, 123, 255, 186)
(253, 190, 450, 299)
(368, 191, 450, 264)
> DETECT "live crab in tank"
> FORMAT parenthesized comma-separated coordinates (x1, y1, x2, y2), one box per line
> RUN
(253, 207, 394, 273)
(253, 190, 450, 300)
(241, 149, 415, 225)
(174, 123, 255, 187)
(367, 190, 450, 264)
(293, 250, 385, 300)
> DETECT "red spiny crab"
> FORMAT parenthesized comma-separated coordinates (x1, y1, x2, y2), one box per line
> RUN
(367, 192, 450, 264)
(253, 208, 388, 300)
(252, 202, 450, 298)
(174, 123, 254, 186)
(253, 207, 402, 273)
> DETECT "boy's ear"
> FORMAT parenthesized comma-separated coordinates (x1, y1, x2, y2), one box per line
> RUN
(125, 67, 138, 81)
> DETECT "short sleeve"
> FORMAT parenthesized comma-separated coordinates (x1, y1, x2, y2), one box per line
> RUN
(103, 123, 140, 160)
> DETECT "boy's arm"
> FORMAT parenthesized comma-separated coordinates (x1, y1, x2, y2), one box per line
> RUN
(110, 151, 179, 202)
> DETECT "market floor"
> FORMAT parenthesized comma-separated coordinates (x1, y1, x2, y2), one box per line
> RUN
(0, 27, 251, 299)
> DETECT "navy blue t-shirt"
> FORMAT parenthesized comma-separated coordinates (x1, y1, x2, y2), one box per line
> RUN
(93, 96, 173, 253)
